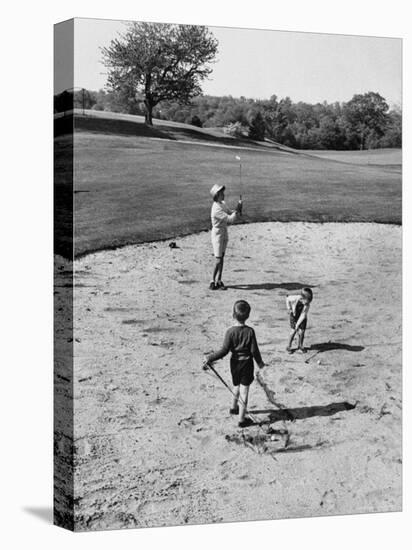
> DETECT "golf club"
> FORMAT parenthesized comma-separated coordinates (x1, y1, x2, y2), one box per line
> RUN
(235, 155, 242, 200)
(304, 339, 331, 364)
(304, 349, 321, 364)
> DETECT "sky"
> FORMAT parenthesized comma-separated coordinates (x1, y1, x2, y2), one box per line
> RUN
(69, 18, 402, 106)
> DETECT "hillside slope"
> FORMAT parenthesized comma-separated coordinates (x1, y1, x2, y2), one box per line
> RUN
(54, 111, 402, 257)
(55, 109, 280, 150)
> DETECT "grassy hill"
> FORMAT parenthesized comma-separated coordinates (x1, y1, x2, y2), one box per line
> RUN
(56, 109, 292, 151)
(54, 111, 402, 258)
(305, 148, 401, 171)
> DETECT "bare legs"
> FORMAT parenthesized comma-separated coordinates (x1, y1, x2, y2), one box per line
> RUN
(287, 328, 306, 352)
(298, 329, 305, 350)
(212, 256, 224, 284)
(231, 386, 240, 411)
(232, 384, 250, 423)
(287, 329, 297, 352)
(239, 384, 249, 423)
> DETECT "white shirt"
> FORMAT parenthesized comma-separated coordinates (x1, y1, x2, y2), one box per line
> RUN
(211, 201, 237, 233)
(286, 294, 310, 317)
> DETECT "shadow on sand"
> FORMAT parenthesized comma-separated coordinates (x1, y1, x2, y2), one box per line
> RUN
(227, 282, 316, 291)
(309, 342, 365, 353)
(250, 401, 356, 423)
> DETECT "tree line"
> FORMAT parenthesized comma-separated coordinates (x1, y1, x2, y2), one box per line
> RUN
(152, 92, 401, 150)
(54, 22, 401, 150)
(56, 89, 401, 150)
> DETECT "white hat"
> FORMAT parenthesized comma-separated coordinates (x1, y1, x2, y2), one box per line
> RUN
(210, 184, 225, 199)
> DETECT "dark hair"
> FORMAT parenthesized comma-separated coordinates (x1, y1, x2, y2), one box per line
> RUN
(301, 287, 313, 302)
(233, 300, 251, 322)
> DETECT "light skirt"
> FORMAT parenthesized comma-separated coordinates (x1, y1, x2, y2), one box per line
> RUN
(211, 229, 228, 258)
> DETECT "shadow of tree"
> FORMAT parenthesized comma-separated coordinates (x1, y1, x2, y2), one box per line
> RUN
(227, 282, 316, 291)
(74, 116, 173, 139)
(309, 342, 364, 352)
(250, 401, 356, 423)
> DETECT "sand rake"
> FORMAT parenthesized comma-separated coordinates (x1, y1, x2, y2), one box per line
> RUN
(202, 361, 262, 427)
(201, 361, 289, 458)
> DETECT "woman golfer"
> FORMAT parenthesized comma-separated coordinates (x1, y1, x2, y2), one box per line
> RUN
(209, 184, 242, 290)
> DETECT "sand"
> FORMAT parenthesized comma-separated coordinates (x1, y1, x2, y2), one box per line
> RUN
(55, 222, 402, 530)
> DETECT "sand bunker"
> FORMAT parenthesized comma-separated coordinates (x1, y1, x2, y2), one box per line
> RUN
(55, 222, 401, 530)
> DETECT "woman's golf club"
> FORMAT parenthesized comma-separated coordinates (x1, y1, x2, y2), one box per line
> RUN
(235, 155, 242, 200)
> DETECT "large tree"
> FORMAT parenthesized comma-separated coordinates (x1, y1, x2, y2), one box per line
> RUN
(343, 92, 389, 150)
(248, 111, 265, 141)
(263, 96, 293, 143)
(102, 22, 218, 125)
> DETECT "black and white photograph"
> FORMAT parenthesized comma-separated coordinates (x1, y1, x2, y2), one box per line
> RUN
(53, 16, 402, 532)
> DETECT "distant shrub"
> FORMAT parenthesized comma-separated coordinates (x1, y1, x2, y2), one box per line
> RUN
(191, 115, 203, 127)
(248, 111, 265, 141)
(224, 122, 248, 138)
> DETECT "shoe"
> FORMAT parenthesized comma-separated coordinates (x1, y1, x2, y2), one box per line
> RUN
(238, 417, 254, 428)
(229, 407, 239, 415)
(216, 281, 227, 290)
(298, 347, 307, 354)
(286, 347, 294, 354)
(209, 282, 217, 290)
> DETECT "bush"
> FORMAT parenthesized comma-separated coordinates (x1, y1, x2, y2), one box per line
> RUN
(223, 122, 248, 138)
(191, 115, 203, 127)
(248, 111, 265, 141)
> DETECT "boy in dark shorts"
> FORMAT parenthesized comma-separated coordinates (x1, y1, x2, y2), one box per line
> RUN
(204, 300, 265, 428)
(286, 287, 313, 353)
